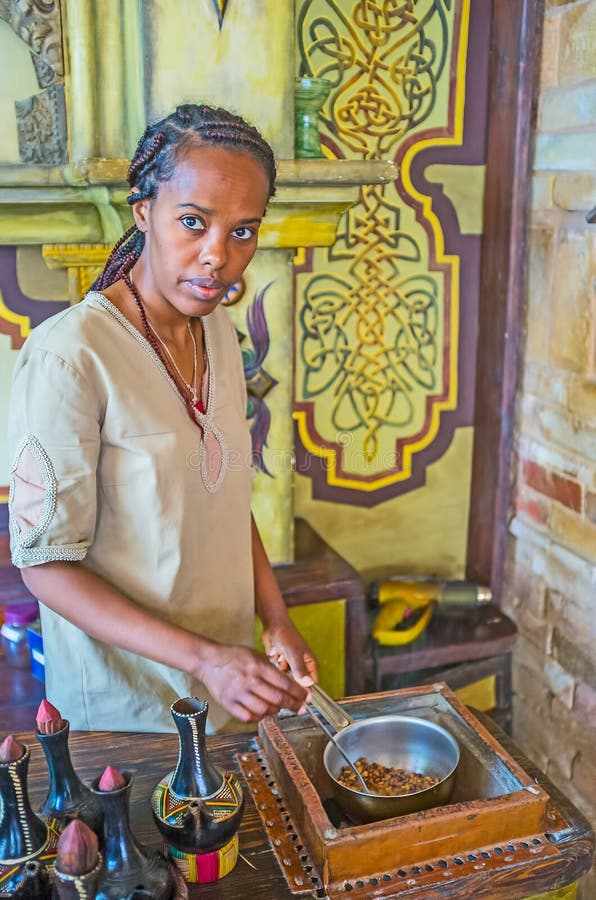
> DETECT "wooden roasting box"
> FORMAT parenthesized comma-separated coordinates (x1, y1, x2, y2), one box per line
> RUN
(238, 683, 557, 897)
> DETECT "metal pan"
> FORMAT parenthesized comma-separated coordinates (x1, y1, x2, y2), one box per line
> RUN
(309, 685, 460, 824)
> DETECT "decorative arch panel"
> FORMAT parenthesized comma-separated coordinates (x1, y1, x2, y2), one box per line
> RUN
(294, 0, 491, 506)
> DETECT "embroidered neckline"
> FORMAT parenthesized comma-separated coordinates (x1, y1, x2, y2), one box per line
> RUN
(87, 291, 228, 493)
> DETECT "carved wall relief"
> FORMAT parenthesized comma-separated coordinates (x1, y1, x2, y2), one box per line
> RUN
(0, 0, 66, 164)
(15, 82, 66, 164)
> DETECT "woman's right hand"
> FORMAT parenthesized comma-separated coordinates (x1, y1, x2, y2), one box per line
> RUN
(195, 643, 309, 723)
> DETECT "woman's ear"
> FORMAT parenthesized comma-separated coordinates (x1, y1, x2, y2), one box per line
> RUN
(130, 188, 150, 233)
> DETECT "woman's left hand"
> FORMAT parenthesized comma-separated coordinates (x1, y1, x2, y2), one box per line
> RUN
(262, 619, 318, 688)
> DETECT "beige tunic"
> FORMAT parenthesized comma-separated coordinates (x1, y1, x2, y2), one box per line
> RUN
(7, 292, 255, 733)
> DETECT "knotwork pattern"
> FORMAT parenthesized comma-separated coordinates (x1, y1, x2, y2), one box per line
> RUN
(295, 0, 465, 494)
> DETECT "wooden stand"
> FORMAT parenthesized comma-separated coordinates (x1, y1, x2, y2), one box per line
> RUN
(251, 684, 556, 896)
(368, 603, 517, 730)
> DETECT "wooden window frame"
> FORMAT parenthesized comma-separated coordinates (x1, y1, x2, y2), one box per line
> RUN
(466, 0, 545, 599)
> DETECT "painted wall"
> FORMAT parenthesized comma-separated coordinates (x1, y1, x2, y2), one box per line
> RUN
(295, 429, 473, 581)
(226, 249, 296, 560)
(502, 2, 596, 897)
(142, 0, 294, 157)
(293, 1, 491, 580)
(0, 1, 491, 578)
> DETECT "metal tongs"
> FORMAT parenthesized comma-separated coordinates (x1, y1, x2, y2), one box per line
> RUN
(308, 682, 353, 730)
(268, 648, 372, 794)
(303, 683, 372, 795)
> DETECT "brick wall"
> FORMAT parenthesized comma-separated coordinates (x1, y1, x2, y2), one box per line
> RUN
(503, 2, 596, 896)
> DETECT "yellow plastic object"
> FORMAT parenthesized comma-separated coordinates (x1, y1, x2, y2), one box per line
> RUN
(377, 580, 441, 605)
(372, 594, 435, 646)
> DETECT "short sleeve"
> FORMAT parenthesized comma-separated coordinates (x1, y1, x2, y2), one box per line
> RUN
(7, 348, 101, 568)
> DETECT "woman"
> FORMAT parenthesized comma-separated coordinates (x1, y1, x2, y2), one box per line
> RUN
(7, 104, 316, 733)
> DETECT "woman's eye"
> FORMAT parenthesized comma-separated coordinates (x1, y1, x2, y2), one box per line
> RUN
(234, 226, 255, 241)
(181, 215, 205, 231)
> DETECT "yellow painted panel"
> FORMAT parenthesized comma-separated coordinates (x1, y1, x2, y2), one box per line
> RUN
(17, 247, 69, 301)
(425, 164, 486, 235)
(260, 203, 354, 248)
(295, 427, 474, 581)
(255, 598, 346, 699)
(293, 2, 468, 489)
(226, 250, 295, 565)
(145, 0, 294, 157)
(455, 676, 496, 712)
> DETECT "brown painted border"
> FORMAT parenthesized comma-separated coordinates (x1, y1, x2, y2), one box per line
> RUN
(465, 0, 545, 597)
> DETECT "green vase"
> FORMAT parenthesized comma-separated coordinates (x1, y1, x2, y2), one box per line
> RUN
(294, 76, 332, 159)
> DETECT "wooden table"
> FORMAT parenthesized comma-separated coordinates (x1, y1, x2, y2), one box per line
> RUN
(12, 717, 593, 899)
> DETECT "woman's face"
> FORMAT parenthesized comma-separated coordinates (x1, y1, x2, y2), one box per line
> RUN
(132, 144, 270, 319)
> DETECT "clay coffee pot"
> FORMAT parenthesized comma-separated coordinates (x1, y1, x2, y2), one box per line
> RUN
(151, 698, 244, 883)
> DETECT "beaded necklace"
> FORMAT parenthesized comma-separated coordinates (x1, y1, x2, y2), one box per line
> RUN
(147, 314, 204, 412)
(122, 273, 205, 418)
(107, 275, 228, 493)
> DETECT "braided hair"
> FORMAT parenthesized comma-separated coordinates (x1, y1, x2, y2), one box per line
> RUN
(93, 104, 277, 291)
